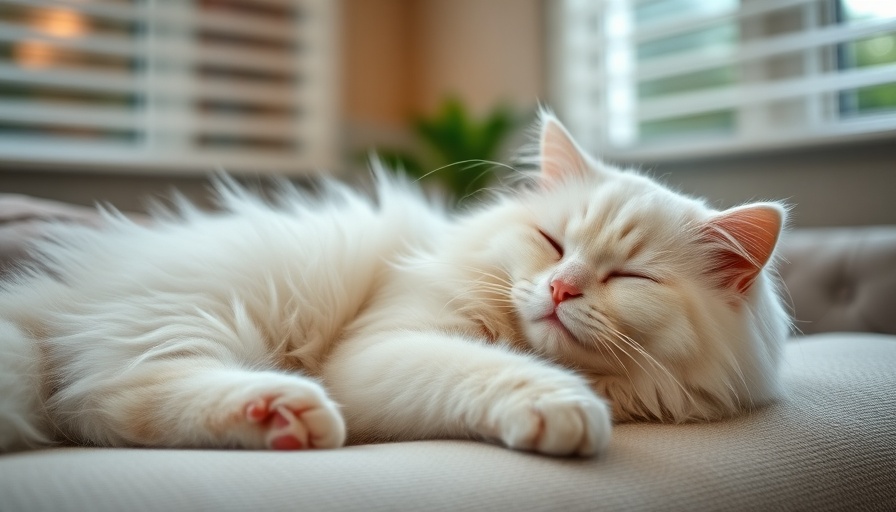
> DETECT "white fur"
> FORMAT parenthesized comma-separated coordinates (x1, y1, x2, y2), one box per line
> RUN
(0, 115, 789, 456)
(0, 320, 51, 450)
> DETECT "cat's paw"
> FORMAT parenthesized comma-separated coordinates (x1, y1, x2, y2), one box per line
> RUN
(490, 379, 611, 457)
(239, 379, 346, 451)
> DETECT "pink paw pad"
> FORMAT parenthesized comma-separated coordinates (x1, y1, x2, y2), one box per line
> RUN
(271, 434, 304, 450)
(245, 399, 310, 451)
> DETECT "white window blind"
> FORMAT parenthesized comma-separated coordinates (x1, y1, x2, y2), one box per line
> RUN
(549, 0, 896, 161)
(0, 0, 338, 175)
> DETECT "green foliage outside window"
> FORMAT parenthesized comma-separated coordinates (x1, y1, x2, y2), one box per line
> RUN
(841, 1, 896, 114)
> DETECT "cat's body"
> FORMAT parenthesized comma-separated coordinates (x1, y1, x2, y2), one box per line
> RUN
(0, 115, 790, 455)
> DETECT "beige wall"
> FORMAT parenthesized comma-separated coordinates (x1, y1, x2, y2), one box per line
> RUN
(342, 0, 416, 129)
(342, 0, 544, 149)
(412, 0, 544, 116)
(649, 139, 896, 228)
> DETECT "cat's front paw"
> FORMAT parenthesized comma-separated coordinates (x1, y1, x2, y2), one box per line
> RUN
(490, 379, 611, 457)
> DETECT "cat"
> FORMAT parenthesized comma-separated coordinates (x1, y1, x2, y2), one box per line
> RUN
(0, 112, 790, 456)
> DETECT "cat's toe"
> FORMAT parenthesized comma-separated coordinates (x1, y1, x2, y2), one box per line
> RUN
(497, 389, 612, 457)
(536, 394, 611, 456)
(267, 406, 309, 450)
(241, 383, 346, 450)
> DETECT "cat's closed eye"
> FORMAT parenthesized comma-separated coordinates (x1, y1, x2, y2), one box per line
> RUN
(602, 271, 657, 284)
(538, 229, 564, 258)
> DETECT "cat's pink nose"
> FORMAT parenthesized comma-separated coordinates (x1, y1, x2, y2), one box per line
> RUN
(550, 279, 582, 305)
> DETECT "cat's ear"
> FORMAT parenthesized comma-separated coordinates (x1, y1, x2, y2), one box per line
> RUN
(539, 113, 590, 183)
(700, 203, 786, 293)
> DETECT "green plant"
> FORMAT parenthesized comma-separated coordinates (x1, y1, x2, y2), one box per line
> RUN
(377, 98, 521, 204)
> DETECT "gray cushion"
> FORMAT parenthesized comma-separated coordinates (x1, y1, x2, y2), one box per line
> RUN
(779, 227, 896, 335)
(2, 333, 893, 512)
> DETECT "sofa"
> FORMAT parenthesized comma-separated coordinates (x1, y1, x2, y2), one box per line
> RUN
(0, 195, 894, 512)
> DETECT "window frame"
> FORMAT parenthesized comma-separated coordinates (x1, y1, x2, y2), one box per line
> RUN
(0, 0, 340, 176)
(546, 0, 896, 163)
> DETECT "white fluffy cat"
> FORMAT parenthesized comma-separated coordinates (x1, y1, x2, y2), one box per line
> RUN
(0, 114, 790, 456)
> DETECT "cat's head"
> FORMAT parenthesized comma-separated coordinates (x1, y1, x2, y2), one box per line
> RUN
(486, 113, 790, 422)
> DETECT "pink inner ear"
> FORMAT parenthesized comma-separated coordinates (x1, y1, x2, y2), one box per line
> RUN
(702, 204, 784, 293)
(540, 117, 588, 183)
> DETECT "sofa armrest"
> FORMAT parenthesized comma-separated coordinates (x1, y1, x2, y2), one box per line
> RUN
(0, 194, 109, 275)
(778, 227, 896, 336)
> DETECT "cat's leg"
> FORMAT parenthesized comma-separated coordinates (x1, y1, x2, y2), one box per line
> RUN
(324, 332, 611, 456)
(53, 359, 345, 450)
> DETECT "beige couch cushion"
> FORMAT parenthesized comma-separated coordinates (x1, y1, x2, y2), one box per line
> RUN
(1, 333, 893, 511)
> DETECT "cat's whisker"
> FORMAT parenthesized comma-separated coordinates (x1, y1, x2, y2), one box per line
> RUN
(603, 328, 698, 417)
(441, 288, 516, 314)
(464, 269, 515, 288)
(569, 309, 685, 406)
(471, 293, 515, 302)
(444, 265, 515, 287)
(601, 330, 657, 384)
(467, 277, 513, 290)
(408, 260, 515, 289)
(563, 314, 634, 382)
(604, 347, 684, 421)
(471, 286, 514, 299)
(591, 332, 634, 382)
(441, 291, 477, 313)
(480, 300, 518, 309)
(413, 159, 518, 183)
(440, 279, 514, 301)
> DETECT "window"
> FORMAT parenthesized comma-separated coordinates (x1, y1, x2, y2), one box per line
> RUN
(548, 0, 896, 161)
(0, 0, 338, 175)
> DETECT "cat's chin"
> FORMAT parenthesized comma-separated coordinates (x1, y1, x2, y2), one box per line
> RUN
(543, 313, 590, 349)
(525, 313, 591, 357)
(540, 312, 574, 338)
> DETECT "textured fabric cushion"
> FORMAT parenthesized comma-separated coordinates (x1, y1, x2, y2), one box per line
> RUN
(779, 227, 896, 335)
(1, 333, 893, 512)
